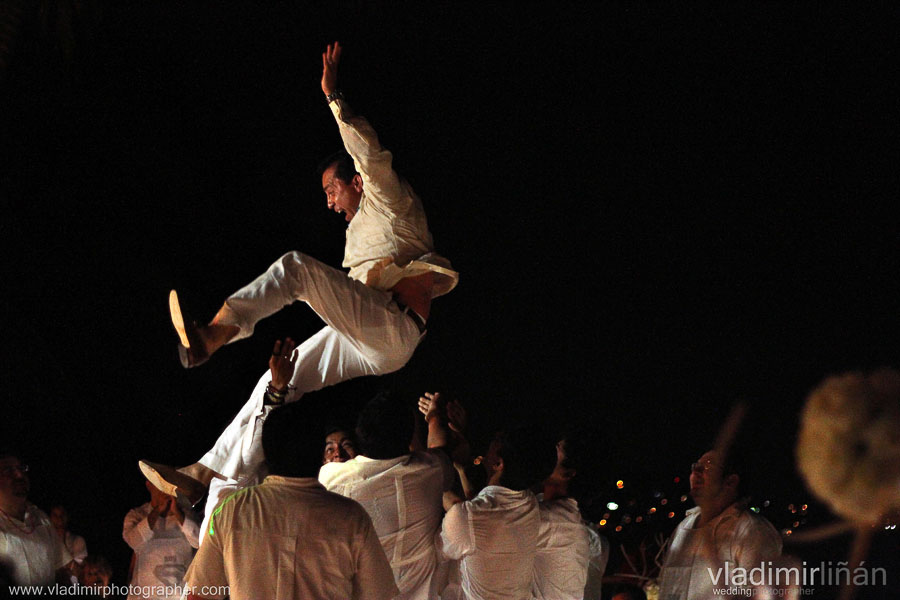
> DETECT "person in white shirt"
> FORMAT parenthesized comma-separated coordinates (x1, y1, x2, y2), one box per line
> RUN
(49, 504, 87, 577)
(440, 426, 557, 600)
(658, 449, 782, 600)
(123, 481, 199, 600)
(139, 40, 457, 523)
(184, 396, 398, 600)
(0, 450, 73, 587)
(320, 391, 454, 600)
(534, 434, 608, 600)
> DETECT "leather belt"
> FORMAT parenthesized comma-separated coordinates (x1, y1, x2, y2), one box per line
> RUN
(396, 300, 427, 334)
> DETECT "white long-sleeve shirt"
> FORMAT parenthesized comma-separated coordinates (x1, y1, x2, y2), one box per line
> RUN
(329, 99, 458, 297)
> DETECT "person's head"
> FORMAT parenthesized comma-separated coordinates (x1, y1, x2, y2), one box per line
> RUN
(689, 449, 745, 508)
(318, 151, 362, 222)
(484, 426, 558, 491)
(355, 391, 415, 460)
(263, 402, 326, 478)
(0, 449, 30, 506)
(323, 426, 357, 464)
(49, 505, 69, 530)
(542, 433, 589, 499)
(79, 555, 112, 587)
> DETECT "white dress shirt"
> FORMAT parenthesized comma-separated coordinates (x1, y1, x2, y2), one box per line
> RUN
(319, 451, 451, 600)
(533, 497, 592, 600)
(440, 485, 540, 600)
(658, 503, 783, 600)
(329, 99, 458, 297)
(0, 503, 71, 586)
(184, 476, 398, 600)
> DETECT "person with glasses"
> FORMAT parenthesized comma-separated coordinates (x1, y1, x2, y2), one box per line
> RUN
(0, 450, 74, 587)
(657, 449, 782, 600)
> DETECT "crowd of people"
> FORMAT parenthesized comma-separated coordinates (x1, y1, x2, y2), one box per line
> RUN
(0, 388, 785, 600)
(1, 41, 786, 600)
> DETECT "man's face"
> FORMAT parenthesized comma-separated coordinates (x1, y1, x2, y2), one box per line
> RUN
(689, 450, 724, 502)
(323, 430, 357, 464)
(0, 456, 30, 501)
(321, 164, 361, 222)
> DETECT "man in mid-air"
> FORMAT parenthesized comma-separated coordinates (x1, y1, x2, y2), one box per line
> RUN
(140, 42, 458, 531)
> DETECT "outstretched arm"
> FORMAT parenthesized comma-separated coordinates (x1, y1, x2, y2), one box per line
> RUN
(320, 42, 406, 208)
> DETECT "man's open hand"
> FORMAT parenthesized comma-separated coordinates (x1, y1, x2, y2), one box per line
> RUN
(269, 338, 297, 391)
(321, 41, 342, 96)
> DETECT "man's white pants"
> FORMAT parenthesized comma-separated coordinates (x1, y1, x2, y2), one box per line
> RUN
(195, 251, 424, 535)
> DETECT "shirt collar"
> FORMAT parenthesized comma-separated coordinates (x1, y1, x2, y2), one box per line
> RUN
(263, 475, 326, 490)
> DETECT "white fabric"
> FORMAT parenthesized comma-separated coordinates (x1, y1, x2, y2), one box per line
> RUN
(439, 486, 540, 600)
(532, 497, 592, 600)
(184, 476, 398, 600)
(195, 99, 454, 538)
(328, 99, 458, 297)
(583, 528, 610, 600)
(658, 503, 783, 600)
(122, 503, 199, 600)
(0, 503, 71, 586)
(197, 253, 423, 527)
(62, 532, 87, 564)
(319, 451, 451, 600)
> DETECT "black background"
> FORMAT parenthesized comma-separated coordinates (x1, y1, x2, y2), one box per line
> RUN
(1, 1, 898, 591)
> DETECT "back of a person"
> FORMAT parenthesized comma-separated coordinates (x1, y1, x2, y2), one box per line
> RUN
(532, 498, 591, 600)
(213, 478, 379, 600)
(320, 452, 446, 598)
(458, 486, 540, 600)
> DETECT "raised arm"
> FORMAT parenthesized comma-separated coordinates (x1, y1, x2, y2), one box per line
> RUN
(320, 42, 406, 208)
(417, 392, 452, 450)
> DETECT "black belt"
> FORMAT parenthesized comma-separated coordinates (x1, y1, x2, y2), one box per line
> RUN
(396, 300, 427, 334)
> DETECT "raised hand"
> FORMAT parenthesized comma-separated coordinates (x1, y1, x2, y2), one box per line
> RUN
(418, 391, 443, 423)
(269, 338, 297, 392)
(321, 41, 342, 96)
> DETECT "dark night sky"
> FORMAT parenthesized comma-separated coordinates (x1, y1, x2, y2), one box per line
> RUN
(1, 1, 898, 587)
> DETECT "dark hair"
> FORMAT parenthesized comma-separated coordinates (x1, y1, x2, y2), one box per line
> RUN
(496, 425, 558, 491)
(317, 150, 358, 184)
(355, 391, 414, 460)
(262, 403, 325, 478)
